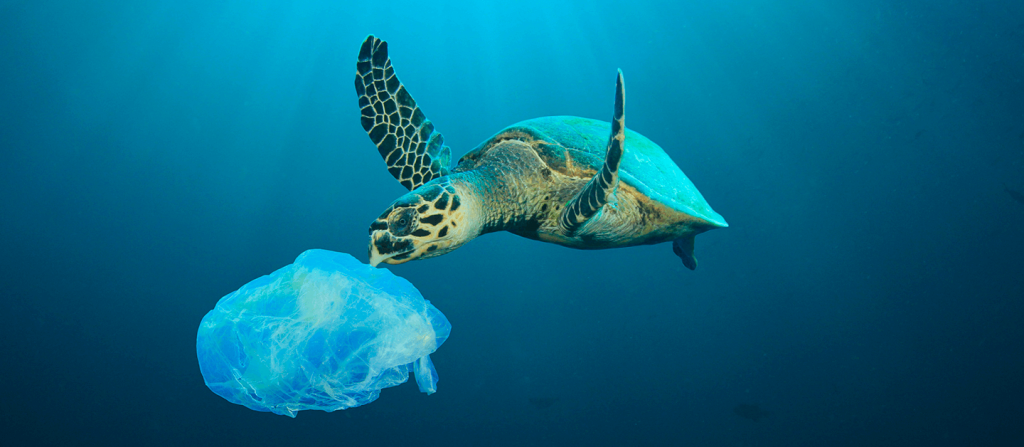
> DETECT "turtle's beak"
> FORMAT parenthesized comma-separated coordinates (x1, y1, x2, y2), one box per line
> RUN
(368, 231, 414, 267)
(369, 248, 386, 268)
(368, 248, 413, 267)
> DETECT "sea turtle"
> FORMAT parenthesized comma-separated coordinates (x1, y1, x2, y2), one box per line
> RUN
(355, 35, 727, 269)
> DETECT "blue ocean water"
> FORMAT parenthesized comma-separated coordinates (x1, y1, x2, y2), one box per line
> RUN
(2, 0, 1022, 445)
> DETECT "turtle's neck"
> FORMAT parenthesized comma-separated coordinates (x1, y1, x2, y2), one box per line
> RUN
(447, 165, 541, 235)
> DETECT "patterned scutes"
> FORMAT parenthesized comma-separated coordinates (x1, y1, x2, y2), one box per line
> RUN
(356, 36, 451, 191)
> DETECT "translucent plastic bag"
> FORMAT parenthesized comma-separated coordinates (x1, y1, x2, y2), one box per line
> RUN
(197, 249, 450, 417)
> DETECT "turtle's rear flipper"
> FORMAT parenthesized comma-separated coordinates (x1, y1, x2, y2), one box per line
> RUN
(560, 70, 625, 234)
(672, 235, 698, 270)
(356, 35, 451, 191)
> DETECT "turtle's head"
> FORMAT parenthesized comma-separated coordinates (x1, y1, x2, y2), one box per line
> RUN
(368, 181, 479, 267)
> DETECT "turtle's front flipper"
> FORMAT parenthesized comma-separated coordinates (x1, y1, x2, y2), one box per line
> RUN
(559, 70, 625, 234)
(356, 35, 451, 191)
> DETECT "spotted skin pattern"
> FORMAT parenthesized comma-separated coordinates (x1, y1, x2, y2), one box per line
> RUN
(559, 70, 625, 234)
(356, 36, 451, 191)
(369, 180, 470, 264)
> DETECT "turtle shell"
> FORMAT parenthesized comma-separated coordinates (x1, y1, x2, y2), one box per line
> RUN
(457, 116, 727, 227)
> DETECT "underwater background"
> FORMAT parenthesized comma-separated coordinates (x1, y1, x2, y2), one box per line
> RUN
(2, 0, 1023, 445)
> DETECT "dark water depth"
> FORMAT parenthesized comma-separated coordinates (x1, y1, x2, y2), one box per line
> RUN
(2, 1, 1023, 446)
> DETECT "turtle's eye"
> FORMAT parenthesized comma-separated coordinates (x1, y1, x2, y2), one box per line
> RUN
(388, 208, 417, 237)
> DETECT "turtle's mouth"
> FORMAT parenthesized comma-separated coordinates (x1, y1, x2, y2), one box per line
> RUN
(369, 248, 414, 267)
(368, 232, 415, 267)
